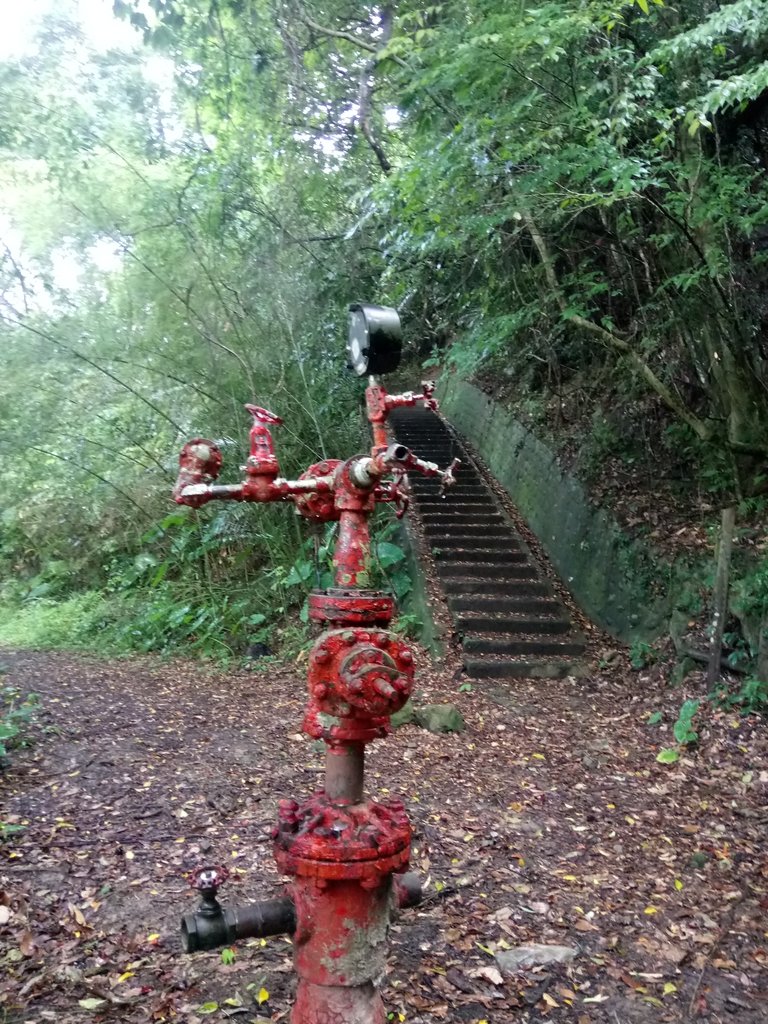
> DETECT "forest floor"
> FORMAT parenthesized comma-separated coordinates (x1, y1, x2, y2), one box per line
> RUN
(1, 645, 767, 1024)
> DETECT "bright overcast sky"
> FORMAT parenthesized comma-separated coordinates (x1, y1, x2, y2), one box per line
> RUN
(0, 0, 139, 59)
(0, 0, 155, 305)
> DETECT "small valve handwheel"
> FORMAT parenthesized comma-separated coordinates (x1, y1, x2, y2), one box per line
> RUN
(245, 405, 283, 425)
(347, 303, 402, 376)
(190, 865, 229, 893)
(340, 645, 407, 717)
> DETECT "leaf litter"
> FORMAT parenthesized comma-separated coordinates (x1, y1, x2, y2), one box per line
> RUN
(1, 646, 767, 1022)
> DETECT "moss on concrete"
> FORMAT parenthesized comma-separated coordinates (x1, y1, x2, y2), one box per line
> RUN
(396, 521, 446, 656)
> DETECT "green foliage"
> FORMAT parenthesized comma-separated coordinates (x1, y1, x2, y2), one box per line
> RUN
(722, 629, 751, 671)
(0, 683, 39, 760)
(0, 820, 26, 840)
(630, 640, 656, 670)
(732, 558, 768, 625)
(0, 593, 113, 650)
(654, 697, 700, 764)
(656, 747, 679, 764)
(711, 676, 768, 716)
(392, 612, 423, 640)
(672, 698, 701, 746)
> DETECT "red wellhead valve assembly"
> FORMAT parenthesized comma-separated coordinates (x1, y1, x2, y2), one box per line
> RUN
(173, 303, 459, 1024)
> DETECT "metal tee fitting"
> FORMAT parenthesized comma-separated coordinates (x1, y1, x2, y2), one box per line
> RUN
(182, 896, 296, 953)
(181, 866, 295, 952)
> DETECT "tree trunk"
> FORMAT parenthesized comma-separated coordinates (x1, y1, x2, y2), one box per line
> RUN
(757, 612, 768, 683)
(707, 505, 737, 689)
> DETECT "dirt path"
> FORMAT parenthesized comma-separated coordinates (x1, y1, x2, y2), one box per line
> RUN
(1, 648, 766, 1023)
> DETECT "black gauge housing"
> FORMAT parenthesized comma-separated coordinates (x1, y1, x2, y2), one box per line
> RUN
(347, 303, 402, 376)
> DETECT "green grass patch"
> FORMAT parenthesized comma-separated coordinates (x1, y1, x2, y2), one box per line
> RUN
(0, 592, 115, 650)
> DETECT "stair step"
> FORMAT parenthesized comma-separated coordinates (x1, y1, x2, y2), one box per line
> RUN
(405, 451, 460, 459)
(463, 658, 588, 680)
(411, 474, 478, 482)
(398, 434, 460, 440)
(416, 492, 485, 501)
(420, 513, 503, 525)
(434, 549, 526, 563)
(443, 578, 552, 596)
(457, 615, 570, 635)
(414, 492, 487, 502)
(449, 596, 559, 613)
(394, 431, 452, 437)
(411, 484, 487, 496)
(463, 636, 586, 656)
(428, 536, 520, 551)
(416, 485, 487, 496)
(418, 503, 493, 513)
(404, 447, 457, 453)
(415, 481, 484, 491)
(424, 526, 509, 539)
(438, 564, 537, 581)
(414, 481, 484, 492)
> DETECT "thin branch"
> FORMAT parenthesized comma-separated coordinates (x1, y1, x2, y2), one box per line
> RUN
(1, 314, 185, 434)
(643, 194, 733, 314)
(356, 5, 394, 174)
(56, 431, 153, 470)
(19, 379, 169, 474)
(115, 237, 255, 390)
(491, 51, 576, 110)
(108, 357, 225, 407)
(302, 13, 459, 127)
(302, 16, 379, 54)
(25, 446, 151, 515)
(0, 238, 31, 314)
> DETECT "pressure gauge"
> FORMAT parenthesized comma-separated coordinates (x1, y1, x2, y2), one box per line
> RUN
(347, 303, 402, 376)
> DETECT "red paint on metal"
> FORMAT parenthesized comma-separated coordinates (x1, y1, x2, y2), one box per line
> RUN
(292, 979, 386, 1024)
(274, 794, 410, 881)
(305, 629, 413, 730)
(308, 590, 394, 626)
(173, 383, 456, 1023)
(333, 510, 371, 588)
(366, 381, 438, 453)
(172, 439, 223, 506)
(290, 876, 393, 985)
(244, 404, 283, 478)
(295, 461, 343, 522)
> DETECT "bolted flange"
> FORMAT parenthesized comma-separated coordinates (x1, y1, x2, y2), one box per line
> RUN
(304, 628, 414, 739)
(273, 793, 411, 883)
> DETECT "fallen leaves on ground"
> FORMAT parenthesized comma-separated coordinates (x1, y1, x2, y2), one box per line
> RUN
(1, 647, 767, 1023)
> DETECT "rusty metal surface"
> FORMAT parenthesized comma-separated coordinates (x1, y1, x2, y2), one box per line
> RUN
(295, 460, 343, 522)
(291, 876, 394, 986)
(172, 439, 223, 506)
(308, 589, 394, 626)
(293, 979, 386, 1024)
(274, 795, 411, 881)
(307, 629, 413, 720)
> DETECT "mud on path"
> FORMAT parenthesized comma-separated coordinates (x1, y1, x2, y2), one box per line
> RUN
(1, 647, 767, 1023)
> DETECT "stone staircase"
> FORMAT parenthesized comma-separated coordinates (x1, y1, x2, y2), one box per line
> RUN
(390, 407, 587, 679)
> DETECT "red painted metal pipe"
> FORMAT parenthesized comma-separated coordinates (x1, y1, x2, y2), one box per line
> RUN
(175, 381, 455, 1023)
